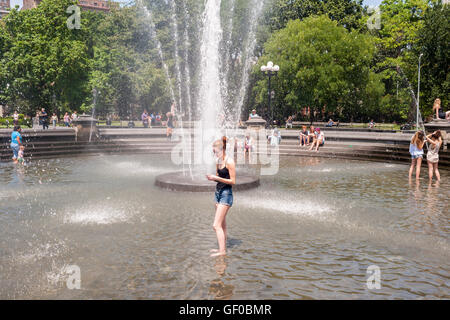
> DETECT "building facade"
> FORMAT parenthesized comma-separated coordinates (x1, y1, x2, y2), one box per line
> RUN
(0, 0, 10, 20)
(22, 0, 113, 12)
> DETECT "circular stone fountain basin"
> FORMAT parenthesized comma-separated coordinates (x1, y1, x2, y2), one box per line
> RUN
(155, 171, 260, 192)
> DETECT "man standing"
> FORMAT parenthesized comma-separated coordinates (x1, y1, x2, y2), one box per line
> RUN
(40, 108, 49, 130)
(150, 112, 156, 127)
(141, 110, 149, 128)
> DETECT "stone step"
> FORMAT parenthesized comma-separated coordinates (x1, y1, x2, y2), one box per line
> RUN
(2, 145, 449, 166)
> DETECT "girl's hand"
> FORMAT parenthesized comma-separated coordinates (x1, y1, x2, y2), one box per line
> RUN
(206, 175, 217, 181)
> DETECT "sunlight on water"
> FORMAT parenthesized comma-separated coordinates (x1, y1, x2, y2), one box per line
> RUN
(0, 154, 449, 299)
(63, 207, 129, 225)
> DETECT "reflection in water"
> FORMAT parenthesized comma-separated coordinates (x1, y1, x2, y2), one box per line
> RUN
(209, 256, 234, 300)
(407, 177, 448, 236)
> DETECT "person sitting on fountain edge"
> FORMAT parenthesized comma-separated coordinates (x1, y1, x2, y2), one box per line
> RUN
(433, 98, 450, 121)
(309, 127, 325, 152)
(248, 109, 259, 120)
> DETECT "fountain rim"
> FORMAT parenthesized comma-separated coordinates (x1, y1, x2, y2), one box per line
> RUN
(155, 170, 260, 192)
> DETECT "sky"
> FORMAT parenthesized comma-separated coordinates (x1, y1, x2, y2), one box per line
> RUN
(9, 0, 384, 10)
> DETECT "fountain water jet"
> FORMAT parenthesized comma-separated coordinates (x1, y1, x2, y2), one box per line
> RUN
(155, 0, 260, 191)
(140, 1, 176, 104)
(234, 0, 266, 127)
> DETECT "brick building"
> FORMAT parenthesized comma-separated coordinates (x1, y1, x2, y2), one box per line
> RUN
(22, 0, 113, 12)
(0, 0, 10, 19)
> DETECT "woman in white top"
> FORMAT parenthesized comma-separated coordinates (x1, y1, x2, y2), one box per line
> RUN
(309, 128, 325, 151)
(426, 130, 442, 181)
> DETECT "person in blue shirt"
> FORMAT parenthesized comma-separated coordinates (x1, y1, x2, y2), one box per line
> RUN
(10, 125, 23, 164)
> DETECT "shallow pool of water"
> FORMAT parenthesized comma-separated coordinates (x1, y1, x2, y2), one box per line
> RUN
(0, 154, 449, 299)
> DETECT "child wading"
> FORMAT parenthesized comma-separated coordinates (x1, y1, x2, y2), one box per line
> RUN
(426, 130, 442, 181)
(206, 137, 236, 257)
(409, 131, 425, 179)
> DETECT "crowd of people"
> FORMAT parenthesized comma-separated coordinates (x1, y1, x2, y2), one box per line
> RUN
(6, 100, 447, 182)
(298, 125, 325, 152)
(141, 110, 163, 128)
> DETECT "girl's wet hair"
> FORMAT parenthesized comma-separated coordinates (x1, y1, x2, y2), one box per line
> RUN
(213, 136, 227, 160)
(432, 130, 442, 140)
(412, 131, 425, 147)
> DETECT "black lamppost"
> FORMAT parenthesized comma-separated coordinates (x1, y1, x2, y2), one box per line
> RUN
(416, 53, 423, 130)
(260, 61, 279, 127)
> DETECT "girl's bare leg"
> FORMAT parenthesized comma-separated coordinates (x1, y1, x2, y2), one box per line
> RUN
(409, 159, 416, 178)
(416, 157, 422, 179)
(315, 140, 321, 152)
(309, 140, 315, 151)
(433, 163, 440, 181)
(211, 204, 230, 257)
(210, 204, 219, 253)
(223, 218, 227, 248)
(428, 161, 434, 180)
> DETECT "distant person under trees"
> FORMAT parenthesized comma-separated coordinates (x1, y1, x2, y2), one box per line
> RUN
(326, 119, 337, 127)
(71, 111, 78, 124)
(39, 108, 48, 130)
(141, 110, 149, 128)
(285, 116, 293, 129)
(13, 111, 19, 126)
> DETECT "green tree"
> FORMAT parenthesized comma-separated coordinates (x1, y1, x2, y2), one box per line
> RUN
(412, 1, 449, 117)
(253, 15, 384, 122)
(268, 0, 364, 31)
(369, 0, 429, 121)
(0, 0, 92, 115)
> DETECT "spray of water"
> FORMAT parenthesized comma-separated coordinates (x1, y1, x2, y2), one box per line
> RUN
(181, 0, 193, 115)
(396, 66, 428, 148)
(220, 0, 236, 114)
(170, 0, 183, 111)
(139, 1, 176, 104)
(196, 0, 225, 172)
(233, 0, 265, 128)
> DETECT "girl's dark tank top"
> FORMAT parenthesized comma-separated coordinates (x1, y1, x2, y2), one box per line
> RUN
(216, 160, 231, 191)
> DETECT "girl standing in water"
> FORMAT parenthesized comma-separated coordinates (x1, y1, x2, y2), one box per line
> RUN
(426, 130, 442, 181)
(409, 131, 425, 179)
(206, 137, 236, 257)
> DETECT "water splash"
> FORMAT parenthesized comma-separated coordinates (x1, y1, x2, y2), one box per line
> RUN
(220, 0, 236, 115)
(140, 1, 176, 103)
(196, 0, 225, 171)
(64, 206, 129, 225)
(170, 0, 183, 111)
(233, 0, 265, 127)
(181, 0, 193, 115)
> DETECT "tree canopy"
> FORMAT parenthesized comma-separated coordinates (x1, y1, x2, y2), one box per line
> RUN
(253, 15, 384, 122)
(0, 0, 448, 123)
